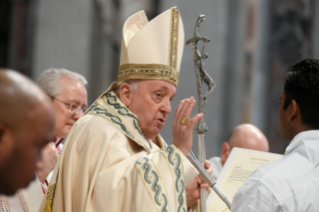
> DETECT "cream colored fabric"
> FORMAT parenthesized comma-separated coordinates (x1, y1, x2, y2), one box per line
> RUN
(121, 8, 184, 70)
(0, 176, 44, 212)
(118, 7, 184, 86)
(120, 7, 184, 70)
(38, 89, 198, 212)
(120, 10, 148, 63)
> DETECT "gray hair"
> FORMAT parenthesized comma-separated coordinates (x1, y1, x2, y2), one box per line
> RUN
(37, 68, 87, 97)
(113, 79, 140, 97)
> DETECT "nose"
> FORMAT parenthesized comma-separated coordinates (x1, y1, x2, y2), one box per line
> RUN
(161, 99, 171, 114)
(73, 110, 84, 120)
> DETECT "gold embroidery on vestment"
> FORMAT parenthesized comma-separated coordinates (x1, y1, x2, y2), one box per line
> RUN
(44, 184, 56, 212)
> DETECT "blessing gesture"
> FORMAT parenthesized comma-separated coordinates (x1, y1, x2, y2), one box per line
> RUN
(172, 97, 203, 156)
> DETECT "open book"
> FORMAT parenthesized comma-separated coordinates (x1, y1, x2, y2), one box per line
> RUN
(206, 147, 283, 212)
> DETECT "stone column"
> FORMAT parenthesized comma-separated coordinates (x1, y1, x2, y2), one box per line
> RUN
(31, 0, 94, 87)
(249, 0, 270, 134)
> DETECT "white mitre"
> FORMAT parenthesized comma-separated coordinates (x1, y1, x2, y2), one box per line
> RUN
(118, 7, 184, 86)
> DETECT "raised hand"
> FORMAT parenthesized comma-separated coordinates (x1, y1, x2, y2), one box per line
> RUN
(172, 97, 203, 156)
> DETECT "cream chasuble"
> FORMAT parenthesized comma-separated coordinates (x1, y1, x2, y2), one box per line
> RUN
(38, 89, 198, 212)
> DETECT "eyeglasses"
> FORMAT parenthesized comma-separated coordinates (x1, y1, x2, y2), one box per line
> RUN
(50, 96, 87, 114)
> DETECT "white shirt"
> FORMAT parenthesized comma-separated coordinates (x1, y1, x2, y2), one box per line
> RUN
(208, 156, 222, 181)
(231, 130, 319, 212)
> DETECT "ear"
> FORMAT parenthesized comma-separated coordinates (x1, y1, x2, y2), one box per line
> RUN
(0, 123, 14, 161)
(0, 123, 6, 147)
(0, 124, 4, 141)
(287, 100, 299, 123)
(220, 142, 231, 166)
(118, 83, 133, 107)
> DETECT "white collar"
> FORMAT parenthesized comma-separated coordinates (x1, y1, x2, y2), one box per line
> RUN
(54, 137, 63, 145)
(285, 130, 319, 166)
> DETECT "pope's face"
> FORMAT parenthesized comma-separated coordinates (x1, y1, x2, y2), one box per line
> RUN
(128, 80, 176, 140)
(53, 77, 87, 138)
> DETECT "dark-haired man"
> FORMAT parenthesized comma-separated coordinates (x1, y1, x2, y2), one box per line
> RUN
(231, 59, 319, 211)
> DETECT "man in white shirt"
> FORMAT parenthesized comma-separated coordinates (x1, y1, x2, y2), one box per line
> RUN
(209, 124, 269, 180)
(231, 59, 319, 212)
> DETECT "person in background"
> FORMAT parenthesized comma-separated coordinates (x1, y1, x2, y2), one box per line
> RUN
(231, 59, 319, 211)
(209, 124, 269, 180)
(36, 68, 88, 189)
(0, 69, 54, 195)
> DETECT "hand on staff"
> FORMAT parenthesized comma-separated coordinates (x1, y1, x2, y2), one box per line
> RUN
(172, 97, 203, 156)
(186, 160, 213, 207)
(197, 160, 213, 188)
(36, 142, 59, 183)
(186, 175, 201, 207)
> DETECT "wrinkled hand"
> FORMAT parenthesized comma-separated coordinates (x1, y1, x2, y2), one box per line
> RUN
(197, 160, 213, 188)
(173, 97, 203, 156)
(36, 142, 59, 183)
(186, 160, 213, 207)
(186, 175, 201, 207)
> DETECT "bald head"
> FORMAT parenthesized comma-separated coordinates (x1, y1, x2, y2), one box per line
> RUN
(0, 69, 53, 128)
(0, 69, 55, 195)
(227, 124, 269, 151)
(220, 124, 269, 166)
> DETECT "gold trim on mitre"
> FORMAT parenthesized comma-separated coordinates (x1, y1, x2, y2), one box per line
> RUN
(169, 7, 180, 70)
(118, 64, 180, 84)
(118, 7, 183, 86)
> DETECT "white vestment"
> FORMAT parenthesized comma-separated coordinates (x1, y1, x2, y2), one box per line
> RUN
(0, 176, 44, 212)
(0, 137, 64, 212)
(231, 130, 319, 212)
(208, 157, 222, 181)
(39, 90, 198, 212)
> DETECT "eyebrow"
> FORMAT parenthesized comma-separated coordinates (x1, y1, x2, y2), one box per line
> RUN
(68, 100, 87, 107)
(156, 86, 176, 99)
(158, 86, 169, 90)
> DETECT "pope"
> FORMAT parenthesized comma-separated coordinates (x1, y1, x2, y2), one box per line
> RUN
(39, 7, 211, 212)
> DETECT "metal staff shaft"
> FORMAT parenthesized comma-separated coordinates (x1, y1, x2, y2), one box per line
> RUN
(186, 14, 217, 212)
(186, 151, 232, 210)
(198, 134, 206, 211)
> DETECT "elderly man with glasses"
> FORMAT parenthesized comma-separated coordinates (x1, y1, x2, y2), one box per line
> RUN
(37, 68, 88, 190)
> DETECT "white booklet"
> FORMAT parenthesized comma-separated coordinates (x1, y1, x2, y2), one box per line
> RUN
(206, 147, 283, 212)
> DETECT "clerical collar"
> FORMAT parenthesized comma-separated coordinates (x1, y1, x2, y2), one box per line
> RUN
(52, 137, 64, 147)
